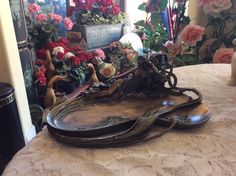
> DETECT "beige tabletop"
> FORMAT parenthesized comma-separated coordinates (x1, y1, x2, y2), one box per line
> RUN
(3, 64, 236, 176)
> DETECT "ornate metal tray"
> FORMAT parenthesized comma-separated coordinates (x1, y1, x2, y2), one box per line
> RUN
(47, 53, 211, 148)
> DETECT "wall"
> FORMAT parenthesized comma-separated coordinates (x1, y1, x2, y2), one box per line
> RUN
(188, 1, 236, 37)
(0, 1, 36, 143)
(188, 1, 210, 36)
(125, 0, 147, 29)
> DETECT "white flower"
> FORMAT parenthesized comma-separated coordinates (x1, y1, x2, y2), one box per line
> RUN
(37, 0, 45, 3)
(52, 46, 65, 55)
(203, 0, 232, 15)
(64, 52, 75, 59)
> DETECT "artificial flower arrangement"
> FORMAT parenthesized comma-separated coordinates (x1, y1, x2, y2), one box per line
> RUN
(26, 3, 95, 93)
(33, 38, 95, 90)
(107, 41, 138, 74)
(67, 0, 124, 25)
(27, 3, 74, 49)
(197, 0, 236, 64)
(135, 0, 236, 66)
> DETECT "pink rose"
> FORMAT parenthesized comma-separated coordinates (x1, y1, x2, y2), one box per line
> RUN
(52, 14, 62, 23)
(203, 0, 232, 15)
(93, 49, 105, 59)
(213, 48, 234, 63)
(179, 24, 205, 46)
(28, 3, 41, 14)
(36, 14, 48, 22)
(165, 40, 174, 48)
(64, 17, 73, 30)
(197, 0, 215, 6)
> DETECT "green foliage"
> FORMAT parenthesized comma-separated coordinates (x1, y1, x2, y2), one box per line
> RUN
(107, 42, 138, 73)
(159, 0, 168, 11)
(173, 54, 199, 67)
(134, 20, 145, 27)
(55, 59, 90, 85)
(71, 1, 125, 25)
(150, 12, 162, 26)
(138, 2, 146, 11)
(135, 0, 170, 52)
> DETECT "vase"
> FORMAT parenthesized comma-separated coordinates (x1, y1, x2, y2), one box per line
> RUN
(67, 23, 123, 50)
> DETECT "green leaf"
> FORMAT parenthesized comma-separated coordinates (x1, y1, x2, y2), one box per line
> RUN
(151, 42, 168, 52)
(62, 64, 71, 71)
(134, 20, 145, 27)
(159, 0, 168, 11)
(138, 2, 146, 11)
(79, 73, 86, 84)
(150, 12, 161, 26)
(173, 54, 198, 67)
(182, 54, 198, 65)
(144, 36, 155, 49)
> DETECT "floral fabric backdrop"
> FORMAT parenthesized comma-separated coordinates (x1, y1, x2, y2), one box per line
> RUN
(134, 0, 236, 66)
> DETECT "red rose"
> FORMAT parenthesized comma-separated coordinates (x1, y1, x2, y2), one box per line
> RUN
(56, 52, 65, 60)
(111, 5, 120, 15)
(67, 6, 75, 17)
(36, 49, 47, 59)
(36, 14, 48, 22)
(52, 14, 62, 23)
(74, 56, 81, 65)
(69, 46, 82, 53)
(58, 38, 69, 45)
(28, 3, 41, 14)
(35, 59, 46, 66)
(99, 6, 106, 13)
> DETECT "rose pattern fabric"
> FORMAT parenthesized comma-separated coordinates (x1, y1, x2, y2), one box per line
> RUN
(167, 43, 183, 59)
(179, 24, 205, 46)
(199, 39, 216, 63)
(197, 0, 215, 6)
(203, 0, 232, 15)
(213, 48, 234, 63)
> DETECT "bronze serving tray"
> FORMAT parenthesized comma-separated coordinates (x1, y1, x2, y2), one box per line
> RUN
(47, 89, 211, 147)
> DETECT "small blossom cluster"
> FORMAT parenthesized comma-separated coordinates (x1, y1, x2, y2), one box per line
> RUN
(68, 0, 123, 25)
(73, 0, 120, 15)
(47, 38, 99, 66)
(28, 3, 73, 30)
(34, 61, 47, 86)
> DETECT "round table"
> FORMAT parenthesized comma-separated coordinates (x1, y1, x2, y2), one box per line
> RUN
(3, 64, 236, 176)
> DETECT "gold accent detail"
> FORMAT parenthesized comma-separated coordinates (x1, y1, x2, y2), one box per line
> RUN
(0, 93, 15, 107)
